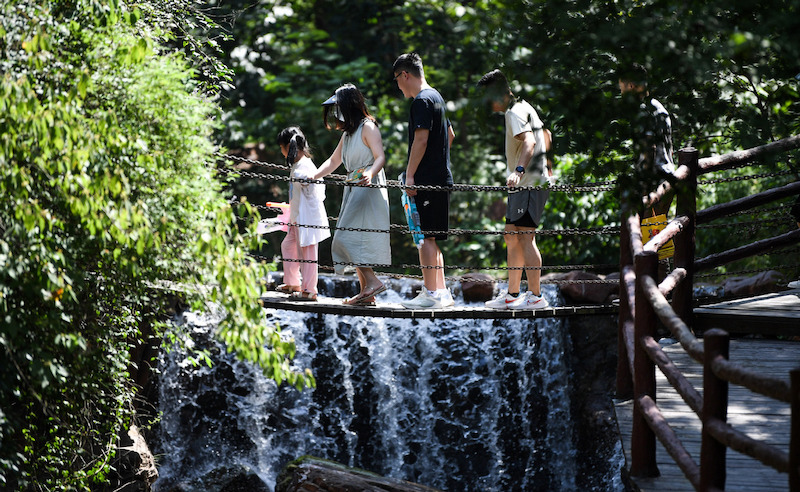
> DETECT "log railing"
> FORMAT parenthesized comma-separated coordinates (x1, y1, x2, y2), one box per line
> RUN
(617, 136, 800, 491)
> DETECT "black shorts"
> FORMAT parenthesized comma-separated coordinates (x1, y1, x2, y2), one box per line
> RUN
(505, 189, 549, 228)
(506, 211, 539, 228)
(415, 189, 450, 240)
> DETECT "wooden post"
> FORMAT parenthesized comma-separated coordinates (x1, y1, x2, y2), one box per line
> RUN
(617, 210, 634, 399)
(791, 368, 800, 492)
(630, 249, 660, 478)
(672, 147, 698, 328)
(700, 329, 729, 491)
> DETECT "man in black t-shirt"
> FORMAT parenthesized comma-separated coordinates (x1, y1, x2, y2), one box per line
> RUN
(393, 52, 455, 309)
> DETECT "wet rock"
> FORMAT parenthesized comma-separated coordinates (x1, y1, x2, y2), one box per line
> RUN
(557, 270, 619, 304)
(276, 456, 442, 492)
(721, 270, 785, 298)
(459, 273, 495, 302)
(106, 425, 158, 491)
(164, 465, 268, 492)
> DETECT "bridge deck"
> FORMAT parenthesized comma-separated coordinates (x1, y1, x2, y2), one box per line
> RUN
(259, 291, 617, 319)
(694, 287, 800, 336)
(615, 338, 799, 492)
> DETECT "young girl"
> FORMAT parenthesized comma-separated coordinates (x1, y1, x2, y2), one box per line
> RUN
(314, 84, 391, 305)
(275, 126, 330, 301)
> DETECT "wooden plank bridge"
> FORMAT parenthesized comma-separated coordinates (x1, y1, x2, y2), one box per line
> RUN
(259, 291, 616, 319)
(616, 141, 800, 492)
(616, 335, 799, 492)
(694, 288, 800, 337)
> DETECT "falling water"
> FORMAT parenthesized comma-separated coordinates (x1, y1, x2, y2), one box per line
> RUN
(153, 282, 624, 491)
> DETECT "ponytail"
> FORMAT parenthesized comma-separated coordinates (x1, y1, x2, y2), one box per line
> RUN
(276, 126, 312, 165)
(286, 134, 299, 166)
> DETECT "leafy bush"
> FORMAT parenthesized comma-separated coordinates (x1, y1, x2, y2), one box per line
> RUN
(0, 0, 313, 488)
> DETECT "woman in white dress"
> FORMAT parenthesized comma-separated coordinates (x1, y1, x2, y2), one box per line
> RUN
(314, 84, 391, 305)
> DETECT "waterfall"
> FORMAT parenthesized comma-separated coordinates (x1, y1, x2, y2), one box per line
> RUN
(153, 282, 623, 491)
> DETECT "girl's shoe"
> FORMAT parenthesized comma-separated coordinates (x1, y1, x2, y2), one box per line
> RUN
(276, 284, 301, 294)
(292, 291, 317, 302)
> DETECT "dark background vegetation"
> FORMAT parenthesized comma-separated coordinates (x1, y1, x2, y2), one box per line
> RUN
(1, 0, 799, 488)
(214, 0, 800, 279)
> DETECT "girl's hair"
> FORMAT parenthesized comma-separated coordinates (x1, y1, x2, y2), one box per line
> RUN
(276, 126, 311, 166)
(323, 83, 375, 135)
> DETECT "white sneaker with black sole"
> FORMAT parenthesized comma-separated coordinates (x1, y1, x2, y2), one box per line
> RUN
(508, 291, 549, 310)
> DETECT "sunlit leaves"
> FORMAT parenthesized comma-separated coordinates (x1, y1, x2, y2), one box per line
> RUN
(1, 0, 313, 488)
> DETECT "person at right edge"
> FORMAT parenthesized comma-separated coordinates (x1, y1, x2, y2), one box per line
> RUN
(617, 62, 676, 216)
(477, 69, 553, 310)
(393, 52, 456, 309)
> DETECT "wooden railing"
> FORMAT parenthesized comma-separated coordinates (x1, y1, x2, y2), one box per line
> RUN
(616, 136, 800, 491)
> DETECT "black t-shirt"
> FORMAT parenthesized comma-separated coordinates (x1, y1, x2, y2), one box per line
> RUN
(408, 88, 453, 186)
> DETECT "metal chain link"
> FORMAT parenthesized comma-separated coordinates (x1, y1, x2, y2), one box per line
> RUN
(699, 169, 795, 185)
(235, 212, 620, 237)
(266, 254, 616, 272)
(248, 253, 619, 285)
(217, 156, 617, 193)
(695, 263, 800, 279)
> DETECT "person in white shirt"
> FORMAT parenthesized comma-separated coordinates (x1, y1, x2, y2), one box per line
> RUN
(478, 69, 553, 310)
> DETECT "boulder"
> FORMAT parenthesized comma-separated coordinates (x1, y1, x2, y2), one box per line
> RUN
(459, 273, 495, 302)
(163, 465, 269, 492)
(721, 270, 786, 298)
(558, 270, 619, 305)
(276, 456, 442, 492)
(108, 425, 158, 491)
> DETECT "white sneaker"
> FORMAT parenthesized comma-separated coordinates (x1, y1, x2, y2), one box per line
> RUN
(788, 280, 800, 289)
(401, 289, 442, 309)
(508, 291, 549, 310)
(434, 288, 455, 308)
(485, 290, 523, 309)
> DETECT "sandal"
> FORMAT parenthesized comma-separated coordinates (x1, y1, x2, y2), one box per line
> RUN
(276, 284, 301, 294)
(343, 295, 375, 306)
(292, 291, 317, 302)
(362, 283, 387, 298)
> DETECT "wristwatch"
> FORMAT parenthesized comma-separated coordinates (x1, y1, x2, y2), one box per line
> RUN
(515, 165, 526, 174)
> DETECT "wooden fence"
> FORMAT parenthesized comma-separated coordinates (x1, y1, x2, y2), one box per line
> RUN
(616, 135, 800, 491)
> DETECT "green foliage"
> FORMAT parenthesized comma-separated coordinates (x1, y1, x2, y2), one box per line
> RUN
(0, 0, 313, 488)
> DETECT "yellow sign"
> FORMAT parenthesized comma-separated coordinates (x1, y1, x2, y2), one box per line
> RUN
(641, 214, 675, 260)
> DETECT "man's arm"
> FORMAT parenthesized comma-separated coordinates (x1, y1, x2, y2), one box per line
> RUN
(405, 128, 429, 196)
(506, 131, 535, 187)
(447, 121, 455, 148)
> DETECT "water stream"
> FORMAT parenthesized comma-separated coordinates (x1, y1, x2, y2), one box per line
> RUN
(153, 281, 624, 491)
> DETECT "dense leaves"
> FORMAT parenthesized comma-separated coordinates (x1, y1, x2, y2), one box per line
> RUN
(0, 0, 312, 489)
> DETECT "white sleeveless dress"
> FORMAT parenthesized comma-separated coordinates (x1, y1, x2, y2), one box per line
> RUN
(332, 120, 392, 274)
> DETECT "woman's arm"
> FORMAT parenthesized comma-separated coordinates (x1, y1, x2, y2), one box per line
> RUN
(359, 120, 386, 185)
(313, 135, 344, 180)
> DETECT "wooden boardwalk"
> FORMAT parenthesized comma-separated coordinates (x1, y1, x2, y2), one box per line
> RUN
(259, 291, 617, 319)
(615, 338, 799, 492)
(694, 287, 800, 336)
